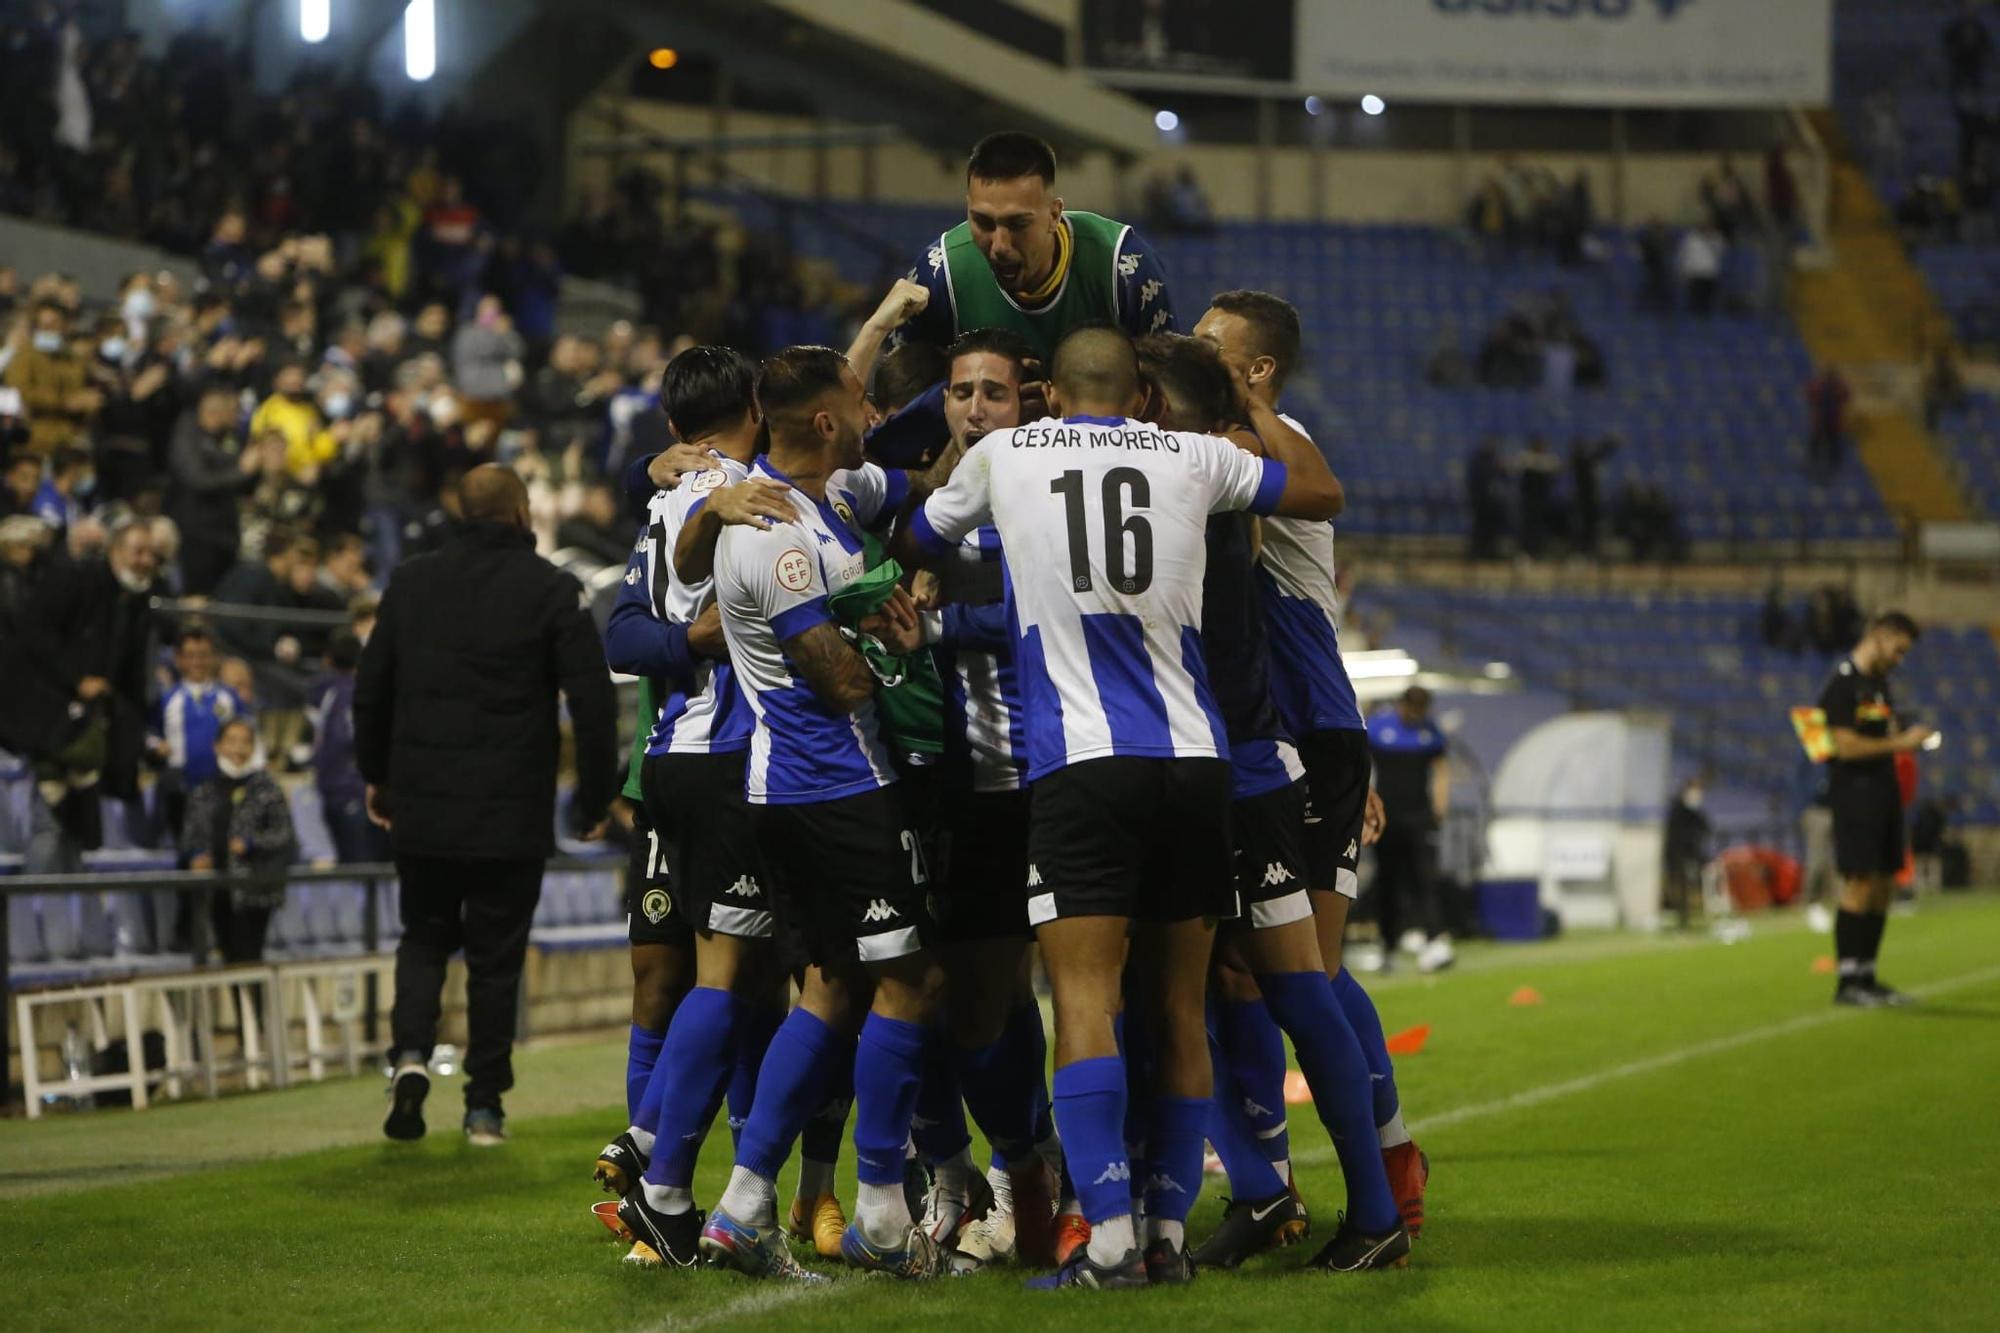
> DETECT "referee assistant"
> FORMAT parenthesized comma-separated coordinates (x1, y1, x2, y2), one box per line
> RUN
(1817, 610, 1931, 1007)
(357, 464, 619, 1143)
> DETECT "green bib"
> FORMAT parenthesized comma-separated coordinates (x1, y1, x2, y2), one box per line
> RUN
(942, 210, 1130, 361)
(621, 675, 653, 802)
(825, 539, 945, 760)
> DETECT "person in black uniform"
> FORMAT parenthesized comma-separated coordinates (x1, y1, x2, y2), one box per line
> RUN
(1817, 611, 1932, 1007)
(1366, 687, 1453, 973)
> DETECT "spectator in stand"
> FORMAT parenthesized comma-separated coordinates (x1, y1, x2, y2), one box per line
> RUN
(320, 531, 375, 601)
(407, 302, 452, 361)
(1699, 158, 1755, 241)
(531, 334, 617, 452)
(1569, 435, 1617, 556)
(5, 301, 98, 454)
(1615, 482, 1684, 563)
(202, 211, 256, 296)
(31, 442, 89, 535)
(555, 478, 635, 567)
(1516, 436, 1562, 558)
(1805, 363, 1851, 482)
(283, 534, 345, 661)
(157, 626, 247, 840)
(451, 294, 524, 429)
(213, 531, 309, 669)
(1765, 146, 1802, 239)
(421, 176, 483, 309)
(1922, 340, 1968, 430)
(181, 717, 297, 963)
(1466, 436, 1510, 560)
(1637, 219, 1674, 311)
(308, 627, 389, 865)
(1944, 0, 1993, 92)
(1677, 224, 1725, 315)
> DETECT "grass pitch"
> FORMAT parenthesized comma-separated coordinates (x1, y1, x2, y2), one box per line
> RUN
(5, 894, 1999, 1331)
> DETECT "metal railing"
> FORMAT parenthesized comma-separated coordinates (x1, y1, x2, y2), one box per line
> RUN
(2, 855, 619, 1106)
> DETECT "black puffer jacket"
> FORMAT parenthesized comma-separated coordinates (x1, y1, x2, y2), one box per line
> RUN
(353, 521, 617, 862)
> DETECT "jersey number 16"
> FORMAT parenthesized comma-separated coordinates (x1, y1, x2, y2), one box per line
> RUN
(1051, 467, 1153, 595)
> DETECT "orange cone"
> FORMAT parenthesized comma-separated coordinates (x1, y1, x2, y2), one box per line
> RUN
(1810, 955, 1836, 975)
(1508, 986, 1543, 1006)
(1385, 1024, 1431, 1056)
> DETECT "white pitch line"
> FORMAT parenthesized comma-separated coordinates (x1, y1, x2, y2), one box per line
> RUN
(642, 1279, 853, 1331)
(1292, 961, 2000, 1168)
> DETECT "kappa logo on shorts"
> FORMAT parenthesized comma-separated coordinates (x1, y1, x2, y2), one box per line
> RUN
(1145, 1171, 1186, 1196)
(641, 888, 672, 924)
(723, 875, 760, 899)
(1025, 864, 1043, 887)
(774, 548, 814, 591)
(1345, 839, 1359, 861)
(1092, 1161, 1131, 1185)
(1262, 863, 1296, 888)
(861, 898, 900, 923)
(1242, 1096, 1273, 1119)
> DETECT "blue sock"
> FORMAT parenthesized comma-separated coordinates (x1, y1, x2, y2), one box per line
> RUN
(853, 1014, 929, 1187)
(1256, 971, 1399, 1234)
(737, 1008, 847, 1183)
(1207, 1019, 1285, 1199)
(1051, 1055, 1132, 1225)
(1143, 1096, 1209, 1225)
(1332, 967, 1400, 1128)
(640, 988, 743, 1188)
(1006, 999, 1056, 1144)
(799, 1039, 855, 1167)
(1215, 997, 1291, 1166)
(910, 1023, 972, 1164)
(956, 1006, 1048, 1166)
(626, 1023, 666, 1125)
(729, 1003, 782, 1150)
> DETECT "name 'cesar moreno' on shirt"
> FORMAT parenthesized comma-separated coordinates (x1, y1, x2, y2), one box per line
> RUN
(1009, 417, 1183, 452)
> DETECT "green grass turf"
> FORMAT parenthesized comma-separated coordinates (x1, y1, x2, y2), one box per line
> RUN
(5, 895, 1999, 1331)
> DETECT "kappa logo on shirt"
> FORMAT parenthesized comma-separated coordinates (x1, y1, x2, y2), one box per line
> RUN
(775, 548, 813, 592)
(861, 898, 900, 923)
(815, 529, 837, 547)
(623, 566, 641, 586)
(724, 875, 760, 899)
(1262, 863, 1296, 888)
(1118, 252, 1141, 277)
(1025, 864, 1043, 887)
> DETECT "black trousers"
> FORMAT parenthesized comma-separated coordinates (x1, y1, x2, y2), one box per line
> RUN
(389, 853, 543, 1111)
(1372, 820, 1440, 946)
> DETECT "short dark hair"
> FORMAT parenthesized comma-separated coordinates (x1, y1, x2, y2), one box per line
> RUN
(946, 328, 1036, 379)
(326, 627, 363, 672)
(1050, 322, 1139, 406)
(1136, 333, 1233, 433)
(49, 444, 91, 474)
(873, 342, 949, 416)
(756, 345, 851, 423)
(967, 131, 1058, 186)
(1871, 610, 1921, 641)
(662, 345, 757, 441)
(174, 626, 213, 651)
(1209, 289, 1302, 391)
(4, 449, 39, 472)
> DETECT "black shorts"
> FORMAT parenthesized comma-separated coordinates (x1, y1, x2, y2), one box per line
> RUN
(757, 785, 933, 968)
(642, 750, 773, 940)
(1227, 780, 1315, 931)
(935, 788, 1032, 942)
(1297, 728, 1369, 899)
(626, 801, 693, 949)
(1025, 757, 1233, 927)
(1830, 778, 1906, 878)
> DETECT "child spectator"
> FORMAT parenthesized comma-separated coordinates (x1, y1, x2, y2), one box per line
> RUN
(158, 627, 247, 839)
(181, 718, 297, 963)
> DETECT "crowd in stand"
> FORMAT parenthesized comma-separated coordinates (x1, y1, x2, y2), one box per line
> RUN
(1462, 433, 1681, 564)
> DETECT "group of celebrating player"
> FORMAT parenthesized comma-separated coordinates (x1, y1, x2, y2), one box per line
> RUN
(587, 132, 1428, 1290)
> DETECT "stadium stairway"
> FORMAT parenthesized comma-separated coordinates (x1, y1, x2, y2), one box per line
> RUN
(1792, 126, 1969, 526)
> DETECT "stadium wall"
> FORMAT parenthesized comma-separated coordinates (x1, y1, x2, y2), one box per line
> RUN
(571, 99, 1809, 227)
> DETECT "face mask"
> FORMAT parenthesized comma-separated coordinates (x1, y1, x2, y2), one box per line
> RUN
(32, 331, 62, 353)
(323, 392, 353, 419)
(122, 290, 156, 321)
(113, 563, 152, 593)
(100, 338, 128, 363)
(73, 474, 96, 498)
(217, 753, 261, 780)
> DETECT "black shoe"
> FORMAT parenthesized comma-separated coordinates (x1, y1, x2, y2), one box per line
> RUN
(383, 1064, 429, 1141)
(617, 1192, 705, 1268)
(1190, 1188, 1308, 1270)
(1835, 982, 1889, 1008)
(1143, 1239, 1195, 1285)
(463, 1107, 506, 1146)
(1865, 979, 1912, 1006)
(1308, 1216, 1411, 1272)
(1025, 1244, 1148, 1290)
(594, 1132, 648, 1197)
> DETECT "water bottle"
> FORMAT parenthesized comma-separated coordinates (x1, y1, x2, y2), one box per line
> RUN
(61, 1021, 95, 1111)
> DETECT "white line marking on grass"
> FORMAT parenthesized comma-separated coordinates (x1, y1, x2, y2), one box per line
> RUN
(640, 1279, 856, 1331)
(1293, 962, 2000, 1166)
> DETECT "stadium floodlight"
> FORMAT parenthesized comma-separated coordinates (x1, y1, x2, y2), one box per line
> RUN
(1360, 94, 1386, 116)
(1154, 109, 1179, 133)
(405, 0, 436, 81)
(1304, 95, 1324, 116)
(301, 0, 330, 44)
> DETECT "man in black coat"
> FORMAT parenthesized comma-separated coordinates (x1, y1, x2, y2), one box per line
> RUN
(356, 463, 618, 1145)
(166, 385, 260, 596)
